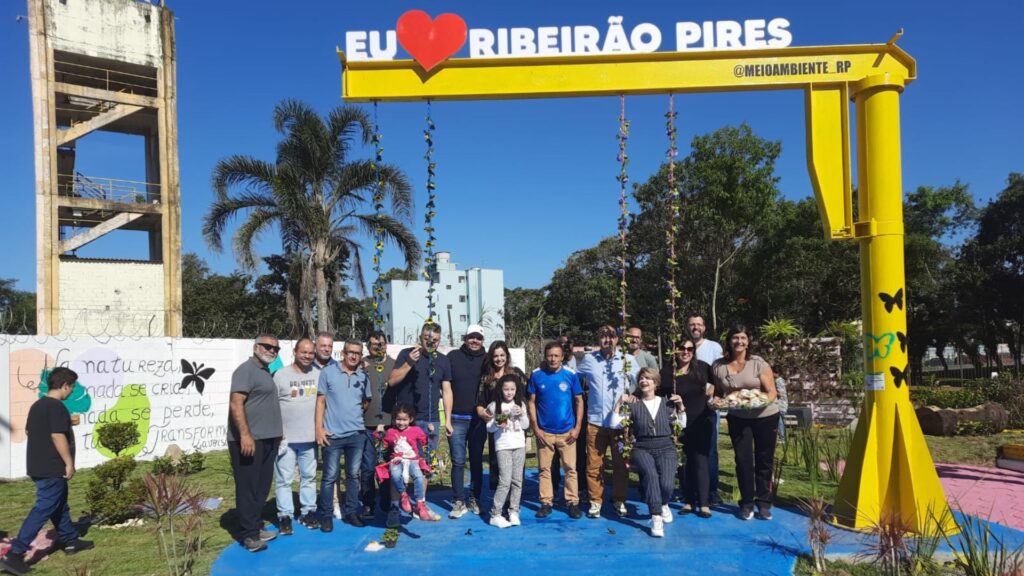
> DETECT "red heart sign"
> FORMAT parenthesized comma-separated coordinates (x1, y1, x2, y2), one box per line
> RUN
(396, 10, 467, 72)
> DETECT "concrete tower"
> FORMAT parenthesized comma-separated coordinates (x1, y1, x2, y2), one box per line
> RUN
(28, 0, 182, 336)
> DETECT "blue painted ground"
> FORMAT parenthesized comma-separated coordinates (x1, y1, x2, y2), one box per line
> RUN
(213, 471, 1024, 575)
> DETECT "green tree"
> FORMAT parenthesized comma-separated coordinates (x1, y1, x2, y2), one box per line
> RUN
(0, 278, 36, 334)
(203, 100, 421, 335)
(502, 287, 550, 346)
(962, 174, 1024, 372)
(543, 237, 621, 341)
(632, 123, 782, 334)
(740, 198, 860, 334)
(902, 182, 977, 376)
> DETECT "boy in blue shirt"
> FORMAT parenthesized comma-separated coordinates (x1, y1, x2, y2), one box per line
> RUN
(527, 341, 583, 519)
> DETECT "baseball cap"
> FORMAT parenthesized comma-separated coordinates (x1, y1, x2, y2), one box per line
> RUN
(465, 324, 485, 338)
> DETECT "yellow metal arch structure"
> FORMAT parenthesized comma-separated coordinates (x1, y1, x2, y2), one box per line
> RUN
(340, 39, 955, 533)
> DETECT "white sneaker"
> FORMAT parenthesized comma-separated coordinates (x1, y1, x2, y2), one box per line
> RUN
(489, 515, 512, 528)
(651, 515, 665, 537)
(332, 503, 342, 520)
(587, 502, 602, 518)
(615, 501, 627, 516)
(661, 505, 674, 524)
(508, 511, 521, 526)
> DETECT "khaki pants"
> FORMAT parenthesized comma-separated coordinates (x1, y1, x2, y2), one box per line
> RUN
(537, 431, 579, 505)
(586, 425, 628, 504)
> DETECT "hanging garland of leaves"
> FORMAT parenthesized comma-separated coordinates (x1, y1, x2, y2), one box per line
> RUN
(423, 103, 438, 333)
(370, 103, 387, 345)
(665, 94, 682, 349)
(421, 101, 441, 477)
(616, 95, 632, 376)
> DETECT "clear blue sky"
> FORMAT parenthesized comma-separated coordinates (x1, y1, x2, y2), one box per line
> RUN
(1, 0, 1021, 293)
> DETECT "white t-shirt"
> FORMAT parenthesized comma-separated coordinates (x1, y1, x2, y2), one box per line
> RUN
(485, 401, 530, 451)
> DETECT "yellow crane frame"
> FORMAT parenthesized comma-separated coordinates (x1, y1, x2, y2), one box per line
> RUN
(339, 34, 954, 533)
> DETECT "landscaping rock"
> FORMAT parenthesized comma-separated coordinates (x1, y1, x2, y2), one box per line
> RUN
(164, 443, 184, 464)
(915, 402, 1008, 436)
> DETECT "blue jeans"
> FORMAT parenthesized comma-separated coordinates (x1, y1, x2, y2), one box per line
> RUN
(448, 416, 487, 503)
(389, 460, 425, 502)
(710, 410, 721, 497)
(10, 477, 79, 555)
(318, 432, 365, 518)
(275, 441, 317, 518)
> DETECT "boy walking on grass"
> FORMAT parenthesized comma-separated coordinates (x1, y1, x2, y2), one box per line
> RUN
(0, 367, 93, 576)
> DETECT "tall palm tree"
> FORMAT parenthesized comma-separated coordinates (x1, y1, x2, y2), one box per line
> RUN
(203, 100, 420, 335)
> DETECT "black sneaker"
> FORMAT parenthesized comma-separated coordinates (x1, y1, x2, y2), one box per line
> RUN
(59, 539, 95, 555)
(567, 502, 582, 519)
(343, 512, 365, 528)
(299, 513, 320, 530)
(738, 504, 755, 521)
(258, 530, 277, 542)
(535, 503, 553, 518)
(320, 516, 334, 533)
(709, 492, 724, 506)
(242, 537, 266, 553)
(757, 503, 773, 521)
(278, 516, 293, 536)
(360, 505, 375, 519)
(0, 552, 30, 576)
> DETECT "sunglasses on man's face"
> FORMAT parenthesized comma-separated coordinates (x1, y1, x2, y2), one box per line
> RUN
(257, 342, 281, 353)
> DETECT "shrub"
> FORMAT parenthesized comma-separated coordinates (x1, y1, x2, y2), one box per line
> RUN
(911, 387, 986, 410)
(968, 374, 1024, 429)
(96, 421, 141, 457)
(151, 451, 206, 476)
(86, 455, 145, 524)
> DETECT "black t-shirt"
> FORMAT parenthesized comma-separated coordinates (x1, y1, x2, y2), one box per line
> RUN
(660, 360, 715, 428)
(26, 396, 75, 478)
(446, 346, 486, 416)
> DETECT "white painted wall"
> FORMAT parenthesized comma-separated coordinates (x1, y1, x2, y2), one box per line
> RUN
(46, 0, 163, 67)
(0, 335, 525, 479)
(58, 260, 165, 336)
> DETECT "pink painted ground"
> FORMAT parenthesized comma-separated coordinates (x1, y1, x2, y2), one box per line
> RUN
(937, 463, 1024, 531)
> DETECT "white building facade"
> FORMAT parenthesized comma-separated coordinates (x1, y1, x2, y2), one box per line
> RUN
(382, 252, 506, 346)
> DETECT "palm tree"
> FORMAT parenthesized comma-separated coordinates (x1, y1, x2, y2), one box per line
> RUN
(203, 100, 420, 335)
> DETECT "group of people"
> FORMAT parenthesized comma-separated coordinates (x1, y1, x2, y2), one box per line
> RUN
(226, 313, 786, 551)
(0, 315, 787, 575)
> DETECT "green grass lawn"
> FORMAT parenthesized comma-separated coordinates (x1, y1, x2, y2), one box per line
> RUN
(2, 428, 1021, 575)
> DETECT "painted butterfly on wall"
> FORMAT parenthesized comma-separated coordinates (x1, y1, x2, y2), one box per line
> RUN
(180, 359, 215, 395)
(878, 288, 904, 313)
(897, 332, 907, 354)
(890, 364, 908, 388)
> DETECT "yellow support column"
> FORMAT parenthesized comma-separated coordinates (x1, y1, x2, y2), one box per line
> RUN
(833, 76, 955, 533)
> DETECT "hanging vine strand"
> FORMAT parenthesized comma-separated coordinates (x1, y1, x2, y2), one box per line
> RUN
(616, 94, 632, 378)
(370, 102, 387, 343)
(422, 101, 441, 478)
(665, 93, 682, 349)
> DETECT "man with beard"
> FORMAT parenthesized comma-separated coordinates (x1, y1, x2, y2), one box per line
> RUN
(228, 334, 284, 552)
(444, 324, 488, 518)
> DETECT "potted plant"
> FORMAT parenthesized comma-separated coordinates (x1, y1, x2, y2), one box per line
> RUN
(382, 527, 399, 549)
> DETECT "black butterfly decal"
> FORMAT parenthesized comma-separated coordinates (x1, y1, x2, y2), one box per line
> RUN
(180, 359, 215, 395)
(897, 332, 907, 354)
(878, 289, 904, 313)
(890, 364, 908, 389)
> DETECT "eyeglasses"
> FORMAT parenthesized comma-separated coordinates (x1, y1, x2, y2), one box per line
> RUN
(466, 334, 484, 341)
(679, 346, 695, 353)
(343, 349, 363, 356)
(257, 342, 281, 353)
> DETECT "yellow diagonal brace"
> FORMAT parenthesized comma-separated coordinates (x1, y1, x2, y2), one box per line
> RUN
(340, 43, 915, 102)
(806, 84, 853, 240)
